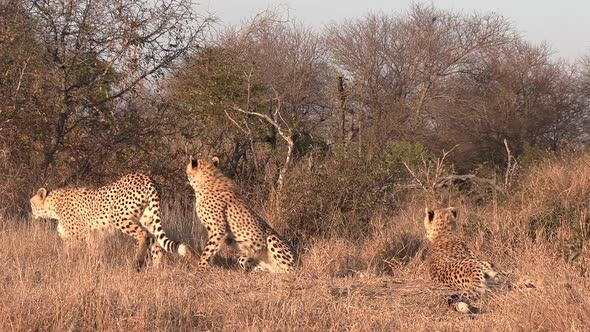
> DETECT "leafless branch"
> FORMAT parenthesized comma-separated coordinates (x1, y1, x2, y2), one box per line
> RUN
(401, 160, 428, 191)
(504, 138, 517, 188)
(12, 56, 30, 112)
(223, 110, 248, 135)
(230, 105, 294, 191)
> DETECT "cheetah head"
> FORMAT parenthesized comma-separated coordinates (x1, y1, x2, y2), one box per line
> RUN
(186, 155, 222, 189)
(30, 188, 57, 220)
(424, 207, 458, 241)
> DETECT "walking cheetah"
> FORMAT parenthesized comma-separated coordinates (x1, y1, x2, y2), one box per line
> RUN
(186, 156, 296, 273)
(424, 207, 534, 313)
(30, 173, 190, 269)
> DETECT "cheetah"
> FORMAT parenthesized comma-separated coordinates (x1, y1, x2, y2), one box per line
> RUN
(186, 156, 296, 273)
(30, 173, 190, 269)
(424, 207, 535, 313)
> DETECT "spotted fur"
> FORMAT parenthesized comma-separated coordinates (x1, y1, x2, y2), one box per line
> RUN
(424, 207, 534, 313)
(186, 157, 296, 273)
(30, 173, 189, 269)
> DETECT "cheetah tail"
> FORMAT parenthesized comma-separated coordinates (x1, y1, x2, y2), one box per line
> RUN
(448, 293, 480, 314)
(510, 277, 540, 291)
(153, 220, 189, 257)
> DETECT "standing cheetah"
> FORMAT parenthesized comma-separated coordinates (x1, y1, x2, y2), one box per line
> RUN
(186, 156, 296, 273)
(424, 207, 534, 313)
(30, 173, 190, 269)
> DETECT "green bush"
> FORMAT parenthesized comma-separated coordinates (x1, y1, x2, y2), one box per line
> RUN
(279, 142, 432, 241)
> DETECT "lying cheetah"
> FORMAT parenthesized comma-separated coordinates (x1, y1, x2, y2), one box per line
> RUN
(424, 207, 534, 313)
(30, 173, 190, 269)
(186, 156, 296, 273)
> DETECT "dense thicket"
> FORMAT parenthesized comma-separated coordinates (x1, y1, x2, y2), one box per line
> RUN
(2, 3, 590, 241)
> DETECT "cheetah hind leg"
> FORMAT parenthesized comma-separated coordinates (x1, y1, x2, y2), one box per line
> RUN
(140, 210, 164, 268)
(146, 236, 163, 267)
(133, 230, 150, 270)
(252, 235, 296, 273)
(116, 218, 150, 271)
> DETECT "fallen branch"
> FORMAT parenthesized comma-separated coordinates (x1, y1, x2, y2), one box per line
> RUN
(435, 174, 506, 194)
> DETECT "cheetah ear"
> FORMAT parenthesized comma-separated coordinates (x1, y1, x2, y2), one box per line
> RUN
(425, 208, 435, 222)
(36, 188, 47, 200)
(211, 156, 220, 167)
(189, 155, 198, 169)
(450, 207, 458, 218)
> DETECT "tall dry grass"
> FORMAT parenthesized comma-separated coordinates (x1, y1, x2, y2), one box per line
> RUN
(3, 154, 590, 331)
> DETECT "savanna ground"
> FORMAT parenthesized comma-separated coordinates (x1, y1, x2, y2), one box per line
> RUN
(3, 154, 590, 331)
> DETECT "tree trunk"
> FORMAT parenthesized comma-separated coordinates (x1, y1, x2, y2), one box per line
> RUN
(42, 109, 69, 176)
(337, 75, 346, 144)
(276, 134, 294, 193)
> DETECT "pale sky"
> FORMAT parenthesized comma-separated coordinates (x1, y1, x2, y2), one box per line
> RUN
(202, 0, 590, 61)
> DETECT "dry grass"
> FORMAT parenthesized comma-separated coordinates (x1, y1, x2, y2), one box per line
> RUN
(2, 196, 589, 332)
(4, 153, 590, 331)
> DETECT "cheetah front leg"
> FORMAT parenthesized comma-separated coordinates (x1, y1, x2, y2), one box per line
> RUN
(237, 256, 265, 272)
(237, 256, 251, 270)
(197, 210, 228, 269)
(199, 229, 226, 269)
(56, 222, 85, 259)
(225, 236, 261, 272)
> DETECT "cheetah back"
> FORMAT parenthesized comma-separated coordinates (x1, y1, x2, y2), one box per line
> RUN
(30, 173, 188, 268)
(424, 207, 500, 293)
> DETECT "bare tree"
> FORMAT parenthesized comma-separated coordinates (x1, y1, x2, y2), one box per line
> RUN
(224, 13, 329, 191)
(576, 54, 590, 143)
(169, 11, 328, 192)
(431, 40, 586, 168)
(325, 5, 512, 150)
(27, 0, 212, 174)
